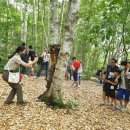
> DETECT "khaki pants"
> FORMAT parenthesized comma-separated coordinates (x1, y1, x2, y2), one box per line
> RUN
(2, 71, 24, 103)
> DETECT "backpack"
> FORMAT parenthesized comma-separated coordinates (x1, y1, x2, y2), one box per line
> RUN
(37, 57, 43, 65)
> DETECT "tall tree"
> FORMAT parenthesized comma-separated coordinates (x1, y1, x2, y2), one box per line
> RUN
(39, 0, 81, 104)
(21, 0, 29, 43)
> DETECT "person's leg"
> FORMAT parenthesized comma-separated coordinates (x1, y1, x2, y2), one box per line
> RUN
(75, 72, 78, 87)
(31, 67, 34, 75)
(2, 71, 16, 104)
(5, 87, 16, 103)
(100, 84, 106, 106)
(79, 76, 81, 85)
(116, 88, 123, 109)
(106, 96, 110, 105)
(113, 98, 117, 107)
(124, 89, 129, 107)
(110, 98, 114, 105)
(45, 62, 49, 79)
(110, 90, 116, 107)
(72, 72, 78, 87)
(69, 69, 72, 80)
(70, 71, 72, 80)
(37, 63, 44, 77)
(106, 85, 111, 105)
(67, 72, 69, 80)
(103, 91, 106, 103)
(72, 71, 75, 86)
(15, 84, 24, 103)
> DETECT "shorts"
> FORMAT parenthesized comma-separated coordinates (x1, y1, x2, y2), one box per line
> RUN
(109, 89, 116, 98)
(103, 83, 111, 97)
(117, 88, 130, 102)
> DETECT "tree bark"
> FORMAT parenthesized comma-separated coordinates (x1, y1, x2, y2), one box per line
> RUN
(21, 0, 29, 43)
(33, 0, 38, 51)
(50, 0, 59, 45)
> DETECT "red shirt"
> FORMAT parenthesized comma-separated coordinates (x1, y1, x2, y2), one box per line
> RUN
(73, 60, 80, 71)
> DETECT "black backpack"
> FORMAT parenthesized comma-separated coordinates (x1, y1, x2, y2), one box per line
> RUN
(37, 57, 43, 65)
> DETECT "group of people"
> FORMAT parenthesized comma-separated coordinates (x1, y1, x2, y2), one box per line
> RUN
(2, 44, 83, 105)
(65, 57, 83, 87)
(98, 59, 130, 112)
(20, 43, 51, 80)
(2, 43, 51, 105)
(5, 43, 130, 111)
(20, 43, 36, 76)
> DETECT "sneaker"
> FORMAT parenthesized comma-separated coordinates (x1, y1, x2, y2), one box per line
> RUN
(34, 76, 38, 79)
(115, 105, 122, 110)
(108, 104, 113, 108)
(96, 84, 101, 86)
(99, 103, 106, 106)
(4, 101, 14, 105)
(121, 106, 127, 112)
(23, 75, 28, 77)
(17, 101, 28, 105)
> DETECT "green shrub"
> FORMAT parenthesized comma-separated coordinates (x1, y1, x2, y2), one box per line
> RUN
(0, 58, 8, 73)
(40, 95, 79, 110)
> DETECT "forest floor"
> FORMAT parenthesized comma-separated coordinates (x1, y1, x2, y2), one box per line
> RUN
(0, 75, 130, 130)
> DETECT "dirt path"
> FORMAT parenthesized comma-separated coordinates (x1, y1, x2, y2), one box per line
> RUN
(0, 75, 130, 130)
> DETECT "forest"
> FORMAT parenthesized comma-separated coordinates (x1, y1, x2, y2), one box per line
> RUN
(0, 0, 130, 76)
(0, 0, 130, 130)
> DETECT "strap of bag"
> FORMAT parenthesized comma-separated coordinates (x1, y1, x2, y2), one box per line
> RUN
(8, 65, 20, 72)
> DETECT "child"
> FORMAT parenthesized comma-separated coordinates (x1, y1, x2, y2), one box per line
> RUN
(78, 62, 83, 86)
(100, 71, 107, 106)
(28, 57, 35, 76)
(106, 69, 121, 109)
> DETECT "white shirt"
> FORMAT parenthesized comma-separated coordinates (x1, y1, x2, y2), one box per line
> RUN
(43, 53, 50, 62)
(78, 66, 83, 76)
(4, 53, 25, 71)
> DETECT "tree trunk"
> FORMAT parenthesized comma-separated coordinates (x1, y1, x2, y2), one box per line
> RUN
(33, 0, 38, 51)
(5, 0, 11, 55)
(50, 0, 59, 45)
(21, 0, 29, 43)
(41, 3, 48, 48)
(58, 0, 65, 44)
(38, 0, 81, 104)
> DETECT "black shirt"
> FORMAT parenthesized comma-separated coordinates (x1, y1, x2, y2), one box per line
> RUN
(28, 50, 36, 61)
(106, 65, 119, 81)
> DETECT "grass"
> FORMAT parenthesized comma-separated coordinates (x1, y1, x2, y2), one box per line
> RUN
(41, 95, 79, 110)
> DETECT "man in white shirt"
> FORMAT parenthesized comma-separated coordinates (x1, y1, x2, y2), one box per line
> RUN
(37, 49, 50, 79)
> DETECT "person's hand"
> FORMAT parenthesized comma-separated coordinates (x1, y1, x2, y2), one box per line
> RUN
(127, 63, 130, 69)
(34, 57, 38, 62)
(105, 80, 110, 83)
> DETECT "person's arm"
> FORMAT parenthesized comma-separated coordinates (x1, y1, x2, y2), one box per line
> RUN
(40, 53, 44, 58)
(115, 75, 121, 83)
(20, 57, 38, 68)
(107, 80, 118, 86)
(80, 66, 83, 73)
(102, 74, 106, 82)
(126, 63, 130, 75)
(99, 72, 102, 79)
(72, 65, 75, 71)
